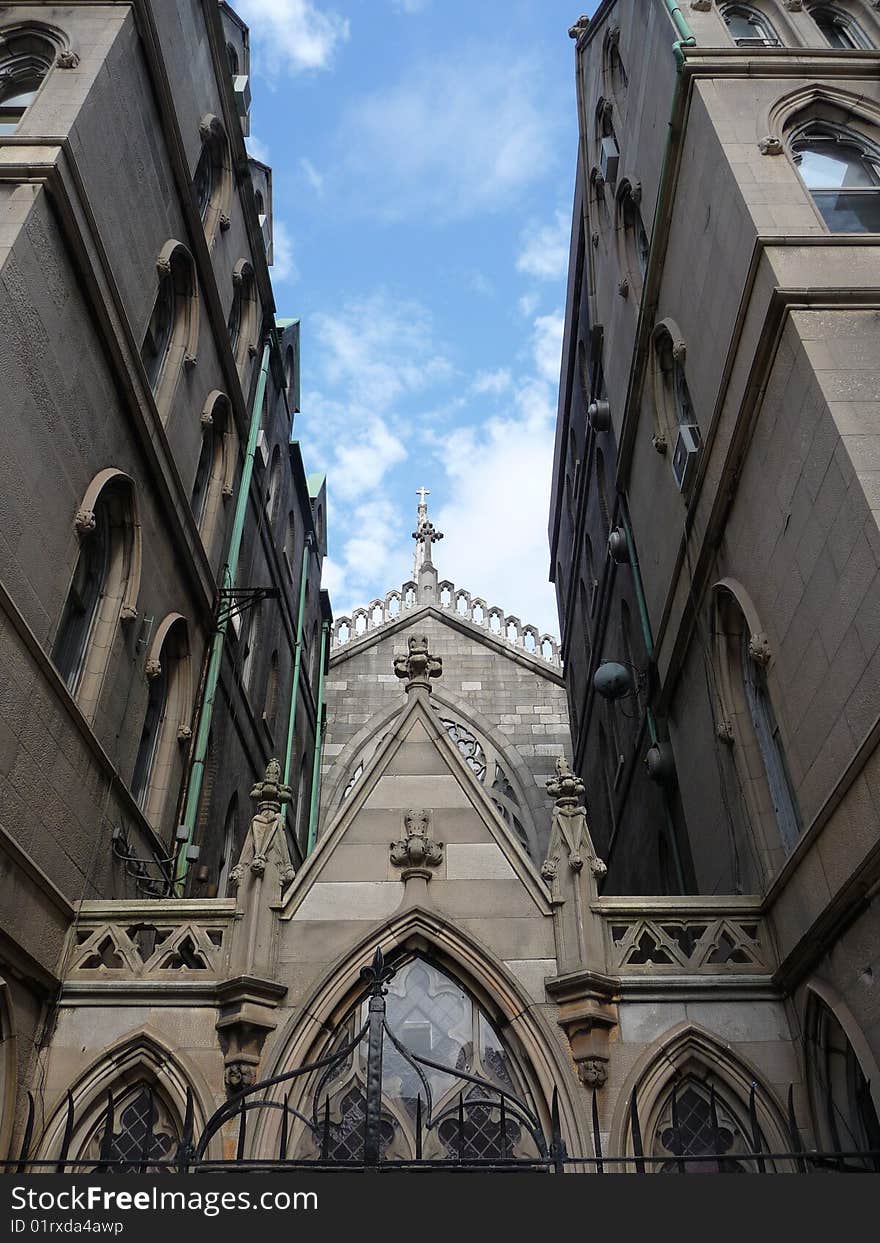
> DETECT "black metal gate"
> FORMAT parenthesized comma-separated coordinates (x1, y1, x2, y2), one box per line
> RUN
(8, 949, 880, 1173)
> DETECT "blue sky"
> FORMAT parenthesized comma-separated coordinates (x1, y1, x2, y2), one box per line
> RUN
(238, 0, 595, 636)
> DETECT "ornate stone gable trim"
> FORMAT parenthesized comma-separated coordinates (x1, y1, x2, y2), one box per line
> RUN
(279, 690, 553, 921)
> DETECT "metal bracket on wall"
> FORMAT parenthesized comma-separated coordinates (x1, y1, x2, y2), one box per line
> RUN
(215, 586, 280, 630)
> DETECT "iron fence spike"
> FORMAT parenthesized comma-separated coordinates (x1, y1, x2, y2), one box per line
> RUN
(630, 1090, 645, 1174)
(280, 1092, 289, 1161)
(749, 1082, 766, 1174)
(57, 1090, 75, 1174)
(499, 1093, 507, 1161)
(16, 1091, 35, 1174)
(416, 1094, 422, 1162)
(787, 1084, 806, 1173)
(591, 1089, 604, 1175)
(321, 1097, 330, 1161)
(99, 1091, 115, 1166)
(672, 1081, 685, 1174)
(236, 1095, 247, 1163)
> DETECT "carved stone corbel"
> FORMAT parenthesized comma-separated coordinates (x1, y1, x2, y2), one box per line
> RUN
(216, 977, 287, 1097)
(74, 508, 96, 535)
(758, 136, 784, 156)
(748, 631, 772, 667)
(145, 658, 162, 680)
(56, 50, 80, 69)
(545, 970, 618, 1092)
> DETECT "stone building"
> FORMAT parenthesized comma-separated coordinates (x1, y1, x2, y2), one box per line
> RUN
(550, 0, 880, 1163)
(0, 0, 327, 1161)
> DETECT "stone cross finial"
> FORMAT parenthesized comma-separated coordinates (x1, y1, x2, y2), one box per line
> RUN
(393, 634, 442, 693)
(416, 486, 430, 507)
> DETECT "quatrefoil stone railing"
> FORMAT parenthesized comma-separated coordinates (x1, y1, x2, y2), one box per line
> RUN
(330, 579, 561, 667)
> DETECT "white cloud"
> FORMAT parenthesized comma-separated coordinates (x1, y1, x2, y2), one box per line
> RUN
(338, 48, 559, 220)
(321, 498, 405, 615)
(516, 209, 570, 281)
(391, 0, 429, 11)
(518, 292, 540, 318)
(299, 157, 324, 195)
(333, 418, 407, 502)
(428, 314, 563, 636)
(532, 312, 564, 385)
(270, 220, 298, 283)
(245, 134, 271, 163)
(236, 0, 349, 77)
(471, 369, 512, 396)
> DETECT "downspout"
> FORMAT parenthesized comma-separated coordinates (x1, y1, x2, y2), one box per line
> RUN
(174, 341, 272, 892)
(305, 617, 330, 855)
(661, 0, 697, 64)
(281, 532, 313, 837)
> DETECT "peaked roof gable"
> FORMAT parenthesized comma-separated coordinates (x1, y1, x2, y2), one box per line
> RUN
(281, 688, 552, 918)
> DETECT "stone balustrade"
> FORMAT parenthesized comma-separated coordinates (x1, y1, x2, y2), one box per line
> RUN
(595, 896, 774, 976)
(63, 899, 236, 980)
(330, 578, 561, 666)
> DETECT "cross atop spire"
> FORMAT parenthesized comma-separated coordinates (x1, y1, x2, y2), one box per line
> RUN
(412, 486, 443, 601)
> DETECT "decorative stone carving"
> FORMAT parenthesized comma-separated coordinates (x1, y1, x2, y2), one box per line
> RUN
(219, 212, 231, 232)
(671, 339, 687, 363)
(229, 759, 292, 891)
(216, 977, 286, 1100)
(629, 180, 642, 205)
(183, 352, 197, 370)
(568, 15, 590, 39)
(156, 254, 173, 276)
(783, 1, 803, 11)
(145, 658, 162, 680)
(247, 343, 258, 358)
(652, 432, 668, 454)
(592, 231, 599, 248)
(617, 278, 629, 299)
(543, 758, 606, 879)
(690, 0, 711, 12)
(176, 724, 193, 743)
(758, 135, 783, 156)
(393, 634, 442, 693)
(74, 507, 96, 535)
(222, 483, 235, 499)
(56, 50, 81, 69)
(120, 604, 138, 624)
(716, 716, 735, 744)
(748, 631, 772, 667)
(390, 809, 444, 881)
(200, 409, 214, 428)
(578, 1057, 609, 1088)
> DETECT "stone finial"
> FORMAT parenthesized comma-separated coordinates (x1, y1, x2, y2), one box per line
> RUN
(393, 634, 442, 692)
(568, 14, 590, 38)
(145, 658, 163, 680)
(56, 50, 80, 69)
(544, 757, 606, 879)
(249, 757, 292, 810)
(390, 809, 443, 880)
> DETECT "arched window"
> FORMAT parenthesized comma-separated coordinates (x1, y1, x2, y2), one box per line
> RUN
(619, 183, 650, 294)
(655, 330, 697, 430)
(141, 243, 197, 412)
(193, 115, 231, 242)
(263, 648, 279, 733)
(295, 956, 542, 1162)
(241, 598, 261, 694)
(649, 1077, 767, 1172)
(715, 588, 801, 862)
(217, 794, 239, 897)
(721, 4, 782, 46)
(228, 260, 257, 370)
(294, 753, 310, 852)
(266, 444, 282, 525)
(190, 394, 233, 561)
(73, 1082, 180, 1173)
(791, 123, 880, 232)
(131, 616, 191, 833)
(226, 42, 239, 75)
(595, 448, 611, 536)
(603, 24, 627, 96)
(0, 26, 59, 134)
(52, 474, 138, 716)
(809, 5, 874, 48)
(283, 511, 297, 581)
(806, 994, 880, 1170)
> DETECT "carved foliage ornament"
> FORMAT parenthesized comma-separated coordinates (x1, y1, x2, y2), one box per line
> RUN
(542, 756, 607, 880)
(390, 808, 444, 879)
(393, 634, 442, 691)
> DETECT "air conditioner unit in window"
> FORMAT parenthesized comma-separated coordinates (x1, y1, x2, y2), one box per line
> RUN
(256, 429, 270, 467)
(233, 74, 251, 118)
(672, 423, 702, 493)
(600, 136, 620, 187)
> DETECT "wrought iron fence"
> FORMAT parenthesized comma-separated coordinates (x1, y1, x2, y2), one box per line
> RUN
(7, 949, 880, 1174)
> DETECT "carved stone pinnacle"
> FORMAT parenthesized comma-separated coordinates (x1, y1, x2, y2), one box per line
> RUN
(250, 757, 292, 810)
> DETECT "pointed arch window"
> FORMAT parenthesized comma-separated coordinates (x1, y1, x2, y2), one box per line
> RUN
(131, 617, 191, 833)
(193, 115, 231, 242)
(620, 183, 650, 293)
(808, 6, 874, 49)
(650, 1077, 766, 1172)
(806, 995, 880, 1170)
(191, 393, 233, 561)
(228, 260, 257, 370)
(141, 244, 198, 414)
(52, 474, 138, 716)
(297, 957, 542, 1163)
(721, 5, 782, 46)
(0, 27, 60, 134)
(266, 444, 282, 525)
(74, 1083, 180, 1174)
(791, 124, 880, 232)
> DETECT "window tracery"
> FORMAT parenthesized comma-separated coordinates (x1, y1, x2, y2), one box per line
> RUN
(808, 5, 874, 49)
(791, 123, 880, 233)
(0, 26, 60, 133)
